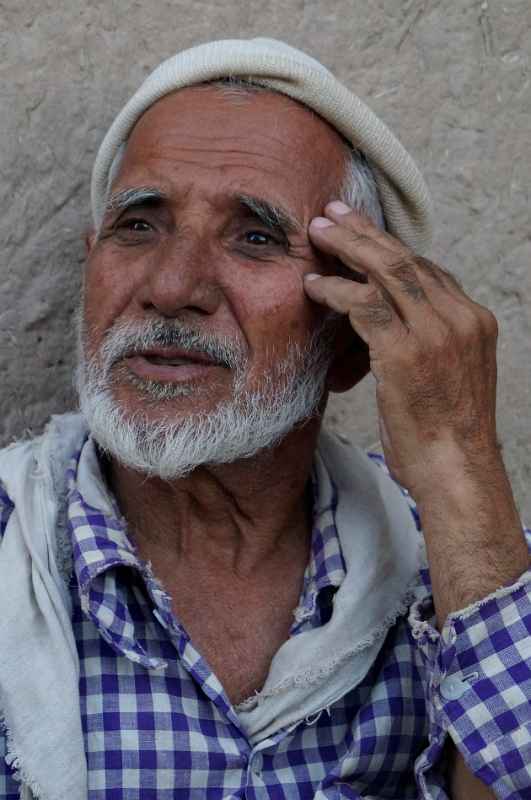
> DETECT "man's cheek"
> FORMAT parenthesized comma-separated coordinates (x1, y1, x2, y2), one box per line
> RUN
(83, 274, 128, 349)
(267, 274, 313, 322)
(81, 295, 117, 364)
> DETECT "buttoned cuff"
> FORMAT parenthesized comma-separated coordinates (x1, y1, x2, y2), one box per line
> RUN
(412, 566, 531, 798)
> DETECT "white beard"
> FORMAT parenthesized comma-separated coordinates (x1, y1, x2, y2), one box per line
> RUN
(75, 315, 337, 480)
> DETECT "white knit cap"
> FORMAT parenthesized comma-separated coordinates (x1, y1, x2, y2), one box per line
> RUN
(91, 38, 433, 252)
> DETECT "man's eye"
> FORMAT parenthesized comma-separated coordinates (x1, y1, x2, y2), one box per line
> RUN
(244, 230, 279, 246)
(118, 218, 152, 233)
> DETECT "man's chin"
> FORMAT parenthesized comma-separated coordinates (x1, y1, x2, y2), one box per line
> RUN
(109, 376, 218, 417)
(110, 362, 237, 411)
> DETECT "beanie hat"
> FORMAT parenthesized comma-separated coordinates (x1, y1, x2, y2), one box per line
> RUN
(91, 38, 432, 253)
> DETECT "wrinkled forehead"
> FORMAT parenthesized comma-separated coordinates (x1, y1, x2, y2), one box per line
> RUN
(112, 85, 348, 211)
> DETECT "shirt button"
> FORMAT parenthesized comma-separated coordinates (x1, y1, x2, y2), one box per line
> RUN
(440, 675, 469, 700)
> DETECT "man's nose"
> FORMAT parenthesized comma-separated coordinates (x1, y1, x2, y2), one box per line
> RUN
(138, 226, 222, 318)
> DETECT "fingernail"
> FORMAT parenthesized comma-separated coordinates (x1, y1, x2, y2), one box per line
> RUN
(326, 201, 351, 215)
(304, 273, 321, 281)
(310, 217, 335, 229)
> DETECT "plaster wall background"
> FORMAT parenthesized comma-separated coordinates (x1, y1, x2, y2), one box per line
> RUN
(1, 0, 530, 520)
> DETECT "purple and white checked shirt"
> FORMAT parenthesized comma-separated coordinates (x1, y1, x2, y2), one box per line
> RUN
(1, 440, 530, 799)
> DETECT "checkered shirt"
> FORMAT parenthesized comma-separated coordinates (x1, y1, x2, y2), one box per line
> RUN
(1, 441, 530, 799)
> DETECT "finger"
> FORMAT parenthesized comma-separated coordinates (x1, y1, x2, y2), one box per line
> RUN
(324, 202, 408, 256)
(413, 256, 464, 297)
(321, 205, 466, 303)
(310, 204, 479, 336)
(411, 256, 488, 335)
(309, 218, 431, 316)
(304, 273, 406, 346)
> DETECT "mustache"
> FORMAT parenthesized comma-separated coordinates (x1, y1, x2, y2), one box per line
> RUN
(95, 318, 248, 373)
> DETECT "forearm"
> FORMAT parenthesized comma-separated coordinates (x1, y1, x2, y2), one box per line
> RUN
(415, 449, 529, 798)
(415, 449, 528, 631)
(306, 192, 531, 798)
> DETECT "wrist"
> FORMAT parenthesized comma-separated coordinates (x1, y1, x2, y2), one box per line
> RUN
(413, 447, 527, 557)
(404, 443, 528, 628)
(409, 440, 507, 508)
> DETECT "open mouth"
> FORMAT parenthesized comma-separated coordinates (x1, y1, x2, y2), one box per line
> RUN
(143, 355, 200, 366)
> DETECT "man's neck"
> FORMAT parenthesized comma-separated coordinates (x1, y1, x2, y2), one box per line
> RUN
(104, 418, 321, 578)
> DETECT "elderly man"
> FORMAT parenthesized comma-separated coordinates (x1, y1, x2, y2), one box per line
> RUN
(0, 38, 529, 800)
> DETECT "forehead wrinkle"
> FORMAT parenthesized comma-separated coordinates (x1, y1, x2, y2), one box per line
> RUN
(112, 158, 311, 210)
(136, 143, 294, 170)
(134, 121, 306, 149)
(126, 86, 346, 193)
(141, 155, 294, 178)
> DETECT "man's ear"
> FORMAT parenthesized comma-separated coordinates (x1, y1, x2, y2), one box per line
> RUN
(84, 227, 97, 256)
(326, 316, 371, 393)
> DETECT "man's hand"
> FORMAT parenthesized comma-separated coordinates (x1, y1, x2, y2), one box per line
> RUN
(304, 200, 528, 615)
(304, 200, 499, 502)
(305, 201, 529, 800)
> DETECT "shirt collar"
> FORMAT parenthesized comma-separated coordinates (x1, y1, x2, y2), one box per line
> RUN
(66, 436, 169, 670)
(291, 459, 346, 633)
(66, 435, 346, 662)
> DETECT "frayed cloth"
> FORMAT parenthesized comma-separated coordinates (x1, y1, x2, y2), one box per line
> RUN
(0, 413, 426, 793)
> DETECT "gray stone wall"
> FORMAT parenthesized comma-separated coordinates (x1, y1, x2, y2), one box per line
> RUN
(1, 0, 530, 520)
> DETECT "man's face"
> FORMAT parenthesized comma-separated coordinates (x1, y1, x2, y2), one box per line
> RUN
(83, 86, 347, 428)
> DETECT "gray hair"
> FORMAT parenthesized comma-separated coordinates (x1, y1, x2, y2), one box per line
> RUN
(101, 78, 385, 232)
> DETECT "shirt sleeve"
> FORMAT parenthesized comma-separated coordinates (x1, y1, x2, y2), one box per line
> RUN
(368, 452, 531, 798)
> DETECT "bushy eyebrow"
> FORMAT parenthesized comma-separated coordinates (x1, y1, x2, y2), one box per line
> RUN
(235, 193, 303, 237)
(103, 186, 167, 218)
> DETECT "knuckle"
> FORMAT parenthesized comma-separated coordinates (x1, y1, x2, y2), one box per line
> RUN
(386, 257, 426, 300)
(366, 286, 383, 306)
(350, 214, 374, 233)
(357, 287, 394, 327)
(459, 304, 497, 339)
(416, 257, 446, 286)
(454, 305, 479, 333)
(385, 255, 415, 275)
(421, 318, 452, 352)
(415, 256, 437, 271)
(344, 229, 372, 248)
(366, 305, 394, 327)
